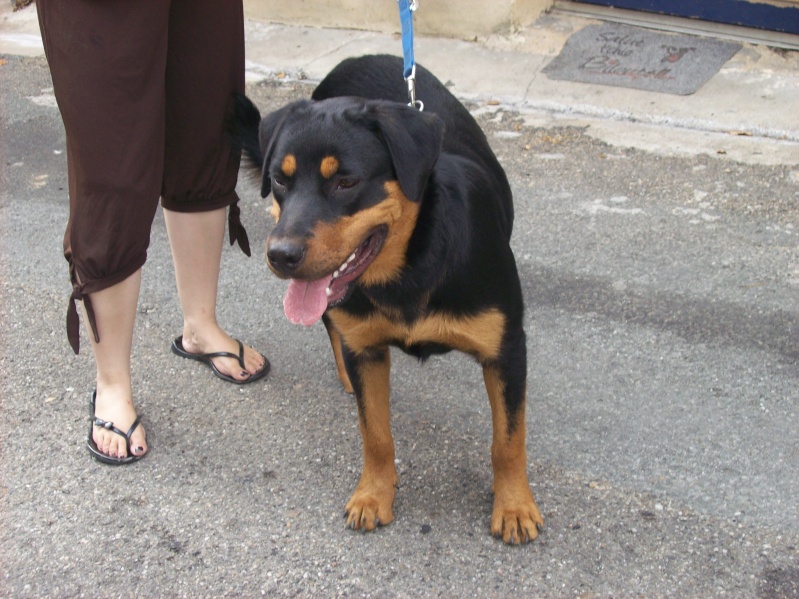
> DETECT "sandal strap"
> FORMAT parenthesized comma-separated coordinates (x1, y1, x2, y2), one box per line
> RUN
(93, 416, 142, 443)
(194, 340, 245, 369)
(124, 417, 142, 440)
(89, 390, 143, 453)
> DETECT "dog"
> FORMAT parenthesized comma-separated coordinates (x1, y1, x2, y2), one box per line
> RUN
(236, 54, 543, 544)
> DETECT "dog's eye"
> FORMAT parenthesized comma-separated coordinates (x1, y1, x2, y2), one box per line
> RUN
(272, 174, 287, 189)
(336, 177, 359, 191)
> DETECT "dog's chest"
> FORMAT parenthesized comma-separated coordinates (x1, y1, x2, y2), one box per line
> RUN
(328, 306, 506, 362)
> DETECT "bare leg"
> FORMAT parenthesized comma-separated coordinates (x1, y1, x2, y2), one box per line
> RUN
(163, 207, 266, 380)
(87, 269, 147, 460)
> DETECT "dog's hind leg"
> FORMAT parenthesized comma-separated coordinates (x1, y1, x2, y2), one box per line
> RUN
(483, 334, 544, 544)
(323, 314, 353, 393)
(344, 346, 398, 532)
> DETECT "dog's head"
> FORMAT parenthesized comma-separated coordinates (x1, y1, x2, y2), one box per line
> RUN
(236, 94, 445, 325)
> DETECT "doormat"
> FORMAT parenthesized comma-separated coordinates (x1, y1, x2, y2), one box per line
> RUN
(543, 23, 741, 95)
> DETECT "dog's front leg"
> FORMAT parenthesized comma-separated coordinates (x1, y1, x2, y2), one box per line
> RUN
(322, 313, 354, 393)
(483, 355, 544, 544)
(344, 346, 398, 531)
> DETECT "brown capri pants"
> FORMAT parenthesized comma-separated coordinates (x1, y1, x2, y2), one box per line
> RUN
(37, 0, 250, 354)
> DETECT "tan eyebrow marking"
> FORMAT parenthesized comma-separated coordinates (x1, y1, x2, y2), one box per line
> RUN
(281, 154, 297, 177)
(320, 156, 339, 179)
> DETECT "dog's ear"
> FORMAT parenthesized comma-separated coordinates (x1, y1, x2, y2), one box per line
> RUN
(368, 103, 445, 202)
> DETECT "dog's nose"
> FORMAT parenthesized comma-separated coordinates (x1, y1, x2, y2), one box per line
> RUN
(267, 239, 306, 273)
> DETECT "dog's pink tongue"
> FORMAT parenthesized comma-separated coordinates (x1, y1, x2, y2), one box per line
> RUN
(283, 276, 332, 326)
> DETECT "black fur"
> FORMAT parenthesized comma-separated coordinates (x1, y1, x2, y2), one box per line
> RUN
(236, 55, 521, 333)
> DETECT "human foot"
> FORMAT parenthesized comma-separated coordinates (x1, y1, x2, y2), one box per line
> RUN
(172, 327, 269, 384)
(87, 388, 147, 464)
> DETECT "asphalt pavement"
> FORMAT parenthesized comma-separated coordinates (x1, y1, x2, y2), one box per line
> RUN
(1, 4, 798, 598)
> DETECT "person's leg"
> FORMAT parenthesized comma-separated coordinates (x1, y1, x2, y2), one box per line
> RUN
(37, 0, 171, 461)
(85, 270, 147, 459)
(161, 0, 266, 381)
(164, 208, 266, 381)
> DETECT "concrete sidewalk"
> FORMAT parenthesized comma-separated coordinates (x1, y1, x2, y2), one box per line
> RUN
(3, 2, 798, 166)
(241, 15, 799, 164)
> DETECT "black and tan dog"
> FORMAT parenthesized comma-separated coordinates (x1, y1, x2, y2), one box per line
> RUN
(236, 54, 543, 544)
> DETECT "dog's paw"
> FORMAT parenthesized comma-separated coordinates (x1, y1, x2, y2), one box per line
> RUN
(344, 484, 395, 532)
(491, 494, 544, 545)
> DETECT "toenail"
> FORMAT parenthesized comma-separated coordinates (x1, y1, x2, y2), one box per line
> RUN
(240, 371, 250, 378)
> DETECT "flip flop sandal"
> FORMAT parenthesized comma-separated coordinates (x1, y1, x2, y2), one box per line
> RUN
(87, 391, 145, 465)
(170, 335, 270, 385)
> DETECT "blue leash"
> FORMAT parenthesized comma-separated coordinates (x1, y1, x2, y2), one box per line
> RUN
(398, 0, 423, 110)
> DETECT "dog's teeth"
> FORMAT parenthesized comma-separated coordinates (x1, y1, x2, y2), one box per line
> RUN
(326, 287, 332, 297)
(332, 253, 358, 282)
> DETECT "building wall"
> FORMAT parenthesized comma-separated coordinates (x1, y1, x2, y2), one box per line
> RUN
(243, 0, 555, 38)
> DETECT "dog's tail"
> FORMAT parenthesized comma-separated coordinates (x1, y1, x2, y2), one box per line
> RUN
(232, 92, 263, 170)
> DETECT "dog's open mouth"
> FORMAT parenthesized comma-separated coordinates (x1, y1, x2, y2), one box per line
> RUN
(283, 226, 387, 326)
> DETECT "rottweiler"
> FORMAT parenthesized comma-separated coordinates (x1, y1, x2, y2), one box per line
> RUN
(236, 54, 543, 544)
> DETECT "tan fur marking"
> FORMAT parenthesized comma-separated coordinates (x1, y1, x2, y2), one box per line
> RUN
(302, 182, 419, 283)
(281, 154, 296, 177)
(320, 156, 339, 179)
(483, 367, 543, 544)
(361, 182, 420, 286)
(269, 198, 281, 223)
(483, 367, 513, 444)
(324, 318, 353, 393)
(329, 308, 506, 362)
(345, 353, 398, 531)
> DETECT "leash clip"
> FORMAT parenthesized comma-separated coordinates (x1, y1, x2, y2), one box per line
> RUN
(405, 64, 424, 111)
(399, 0, 423, 110)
